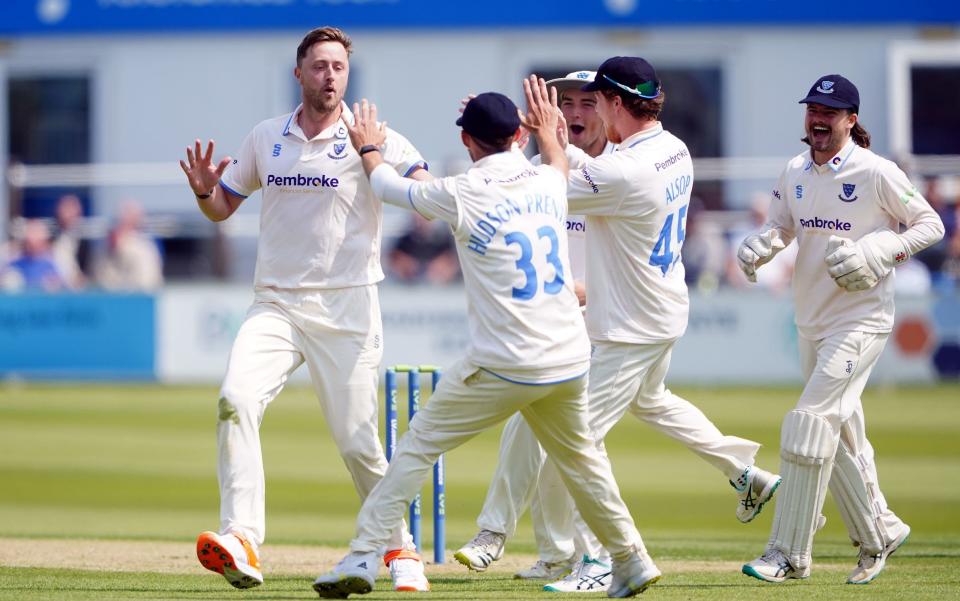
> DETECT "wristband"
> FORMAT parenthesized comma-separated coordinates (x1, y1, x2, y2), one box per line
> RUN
(359, 144, 381, 156)
(195, 188, 215, 199)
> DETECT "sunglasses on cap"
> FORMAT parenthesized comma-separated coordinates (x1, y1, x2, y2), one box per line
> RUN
(602, 74, 661, 99)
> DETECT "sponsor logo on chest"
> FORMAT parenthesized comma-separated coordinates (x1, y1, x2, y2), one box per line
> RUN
(266, 173, 339, 188)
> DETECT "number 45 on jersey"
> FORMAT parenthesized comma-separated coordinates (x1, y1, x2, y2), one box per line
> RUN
(649, 204, 688, 276)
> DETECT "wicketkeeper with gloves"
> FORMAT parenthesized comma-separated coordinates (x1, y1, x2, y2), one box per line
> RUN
(737, 74, 943, 585)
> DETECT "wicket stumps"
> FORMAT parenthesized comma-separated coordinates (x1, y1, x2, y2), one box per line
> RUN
(385, 364, 445, 563)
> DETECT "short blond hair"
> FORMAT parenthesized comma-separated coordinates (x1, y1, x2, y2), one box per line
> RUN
(297, 26, 352, 66)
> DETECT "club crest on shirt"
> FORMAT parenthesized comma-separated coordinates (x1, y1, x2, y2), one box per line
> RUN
(838, 183, 858, 202)
(328, 142, 348, 160)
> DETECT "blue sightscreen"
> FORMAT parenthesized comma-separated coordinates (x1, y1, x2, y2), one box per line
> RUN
(3, 0, 958, 35)
(0, 293, 155, 380)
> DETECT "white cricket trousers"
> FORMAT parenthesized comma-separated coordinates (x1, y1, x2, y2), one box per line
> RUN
(793, 331, 907, 553)
(477, 339, 761, 561)
(216, 286, 411, 552)
(350, 360, 649, 562)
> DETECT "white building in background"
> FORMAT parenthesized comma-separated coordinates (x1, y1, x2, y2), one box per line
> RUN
(0, 1, 957, 383)
(2, 1, 959, 219)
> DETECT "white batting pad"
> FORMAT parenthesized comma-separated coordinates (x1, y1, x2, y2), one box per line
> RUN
(769, 410, 837, 571)
(829, 439, 887, 553)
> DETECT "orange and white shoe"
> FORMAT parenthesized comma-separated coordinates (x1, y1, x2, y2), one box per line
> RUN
(385, 549, 430, 592)
(196, 531, 263, 589)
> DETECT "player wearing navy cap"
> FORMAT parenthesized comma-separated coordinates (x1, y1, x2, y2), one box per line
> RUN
(523, 57, 782, 593)
(739, 74, 943, 584)
(312, 79, 661, 599)
(454, 70, 619, 584)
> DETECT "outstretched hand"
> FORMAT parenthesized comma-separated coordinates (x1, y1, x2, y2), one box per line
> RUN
(519, 74, 560, 141)
(180, 139, 230, 196)
(344, 99, 387, 152)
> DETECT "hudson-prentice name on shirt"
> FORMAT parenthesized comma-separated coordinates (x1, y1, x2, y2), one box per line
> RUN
(467, 193, 564, 256)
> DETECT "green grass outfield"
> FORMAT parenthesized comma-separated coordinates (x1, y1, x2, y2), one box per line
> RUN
(1, 382, 958, 599)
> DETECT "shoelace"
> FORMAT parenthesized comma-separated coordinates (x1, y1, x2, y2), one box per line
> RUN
(557, 559, 587, 583)
(471, 530, 502, 549)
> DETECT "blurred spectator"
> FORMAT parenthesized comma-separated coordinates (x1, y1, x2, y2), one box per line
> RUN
(387, 213, 460, 284)
(1, 219, 66, 292)
(94, 200, 164, 291)
(51, 193, 90, 289)
(680, 200, 726, 293)
(725, 191, 797, 294)
(916, 176, 960, 290)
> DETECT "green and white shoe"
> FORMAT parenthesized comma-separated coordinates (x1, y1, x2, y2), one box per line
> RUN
(731, 466, 781, 523)
(544, 555, 611, 593)
(847, 526, 910, 584)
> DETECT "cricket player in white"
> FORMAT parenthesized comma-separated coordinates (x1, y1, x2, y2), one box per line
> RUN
(740, 74, 944, 584)
(525, 57, 783, 594)
(313, 79, 662, 599)
(455, 70, 619, 581)
(179, 27, 431, 592)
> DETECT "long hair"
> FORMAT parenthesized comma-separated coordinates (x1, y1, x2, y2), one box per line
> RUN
(851, 121, 871, 148)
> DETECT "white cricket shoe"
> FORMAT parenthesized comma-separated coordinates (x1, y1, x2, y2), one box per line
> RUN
(607, 550, 660, 598)
(312, 551, 379, 598)
(515, 558, 574, 580)
(742, 548, 810, 583)
(847, 525, 910, 585)
(454, 529, 505, 572)
(385, 549, 430, 592)
(731, 466, 781, 523)
(196, 531, 263, 589)
(544, 555, 612, 593)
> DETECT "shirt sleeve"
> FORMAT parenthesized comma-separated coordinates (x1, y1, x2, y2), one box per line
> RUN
(565, 153, 627, 215)
(875, 160, 945, 254)
(369, 164, 460, 227)
(382, 128, 428, 177)
(219, 127, 260, 198)
(565, 144, 592, 170)
(764, 167, 796, 245)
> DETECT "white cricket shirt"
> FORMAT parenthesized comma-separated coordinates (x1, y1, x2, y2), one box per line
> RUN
(220, 103, 426, 290)
(533, 141, 616, 282)
(566, 123, 692, 343)
(371, 149, 590, 383)
(766, 139, 944, 338)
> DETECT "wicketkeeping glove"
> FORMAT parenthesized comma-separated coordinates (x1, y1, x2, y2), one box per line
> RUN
(824, 230, 910, 292)
(737, 229, 786, 283)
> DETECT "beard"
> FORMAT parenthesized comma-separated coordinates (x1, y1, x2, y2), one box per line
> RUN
(305, 87, 342, 114)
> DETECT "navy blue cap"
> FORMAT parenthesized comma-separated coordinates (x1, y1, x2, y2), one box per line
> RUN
(455, 92, 520, 144)
(581, 56, 661, 98)
(799, 74, 860, 113)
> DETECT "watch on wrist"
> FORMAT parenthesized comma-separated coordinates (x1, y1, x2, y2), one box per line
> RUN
(359, 144, 381, 156)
